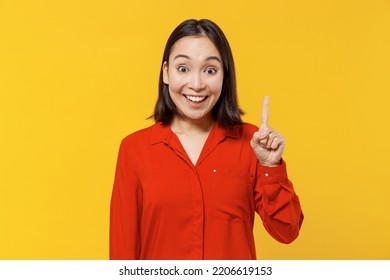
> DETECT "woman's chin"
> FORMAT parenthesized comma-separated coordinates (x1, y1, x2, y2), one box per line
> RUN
(179, 112, 212, 123)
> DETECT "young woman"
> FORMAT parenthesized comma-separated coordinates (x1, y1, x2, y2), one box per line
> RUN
(110, 19, 303, 260)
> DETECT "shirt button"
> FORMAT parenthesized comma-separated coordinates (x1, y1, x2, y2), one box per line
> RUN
(213, 169, 217, 173)
(265, 173, 269, 177)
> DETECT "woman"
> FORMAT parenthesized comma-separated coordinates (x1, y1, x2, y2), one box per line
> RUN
(110, 19, 303, 260)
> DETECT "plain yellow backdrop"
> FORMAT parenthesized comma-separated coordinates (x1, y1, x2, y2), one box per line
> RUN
(1, 0, 389, 259)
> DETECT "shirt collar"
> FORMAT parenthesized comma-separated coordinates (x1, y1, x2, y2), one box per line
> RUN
(150, 121, 241, 145)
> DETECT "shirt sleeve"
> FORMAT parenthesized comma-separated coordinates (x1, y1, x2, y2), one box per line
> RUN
(110, 140, 142, 259)
(254, 159, 304, 244)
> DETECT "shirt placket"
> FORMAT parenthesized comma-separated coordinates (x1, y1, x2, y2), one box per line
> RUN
(163, 135, 205, 259)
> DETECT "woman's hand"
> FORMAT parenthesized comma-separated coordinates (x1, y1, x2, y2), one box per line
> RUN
(250, 96, 286, 167)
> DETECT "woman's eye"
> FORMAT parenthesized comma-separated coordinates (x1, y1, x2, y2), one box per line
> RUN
(205, 68, 217, 75)
(177, 66, 188, 72)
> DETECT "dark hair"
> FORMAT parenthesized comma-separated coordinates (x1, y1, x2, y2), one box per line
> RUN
(153, 19, 244, 129)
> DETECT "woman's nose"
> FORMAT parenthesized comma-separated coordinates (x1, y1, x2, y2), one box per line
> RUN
(188, 73, 205, 91)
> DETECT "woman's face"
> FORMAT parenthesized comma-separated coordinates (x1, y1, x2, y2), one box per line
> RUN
(163, 36, 224, 122)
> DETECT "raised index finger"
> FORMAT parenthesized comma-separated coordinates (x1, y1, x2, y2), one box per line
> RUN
(261, 95, 269, 128)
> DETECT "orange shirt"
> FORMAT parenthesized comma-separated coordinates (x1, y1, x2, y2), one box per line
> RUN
(110, 122, 303, 259)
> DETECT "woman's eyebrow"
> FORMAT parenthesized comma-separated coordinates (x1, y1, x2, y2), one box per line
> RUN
(173, 54, 190, 60)
(173, 54, 222, 64)
(205, 56, 222, 63)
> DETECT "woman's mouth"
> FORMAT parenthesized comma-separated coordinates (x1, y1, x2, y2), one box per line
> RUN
(184, 95, 208, 103)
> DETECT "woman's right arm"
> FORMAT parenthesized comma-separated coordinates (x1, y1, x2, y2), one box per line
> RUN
(110, 140, 142, 260)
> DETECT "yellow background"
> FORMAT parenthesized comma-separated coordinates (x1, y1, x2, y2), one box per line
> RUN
(1, 0, 389, 259)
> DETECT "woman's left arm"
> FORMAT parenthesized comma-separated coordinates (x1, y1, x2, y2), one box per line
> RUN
(253, 160, 303, 243)
(250, 96, 303, 243)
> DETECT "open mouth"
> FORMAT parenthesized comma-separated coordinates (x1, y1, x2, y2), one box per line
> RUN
(184, 95, 208, 103)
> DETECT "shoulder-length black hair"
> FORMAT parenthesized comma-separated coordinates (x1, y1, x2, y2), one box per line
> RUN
(153, 19, 244, 129)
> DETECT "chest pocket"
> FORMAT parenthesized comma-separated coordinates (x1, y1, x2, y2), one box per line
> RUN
(209, 168, 253, 222)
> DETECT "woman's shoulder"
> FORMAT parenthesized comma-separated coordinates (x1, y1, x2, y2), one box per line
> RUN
(240, 122, 259, 131)
(234, 122, 259, 138)
(120, 122, 167, 146)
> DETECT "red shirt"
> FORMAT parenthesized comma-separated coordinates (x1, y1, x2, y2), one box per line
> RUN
(110, 122, 303, 259)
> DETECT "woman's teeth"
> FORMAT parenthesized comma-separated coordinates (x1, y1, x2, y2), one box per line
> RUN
(185, 95, 207, 103)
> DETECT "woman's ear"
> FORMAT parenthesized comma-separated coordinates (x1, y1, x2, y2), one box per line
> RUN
(162, 61, 169, 85)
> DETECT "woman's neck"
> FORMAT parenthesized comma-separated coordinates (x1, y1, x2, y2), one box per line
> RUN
(170, 115, 215, 136)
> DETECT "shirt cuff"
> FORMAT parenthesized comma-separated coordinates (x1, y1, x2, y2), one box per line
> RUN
(258, 159, 289, 184)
